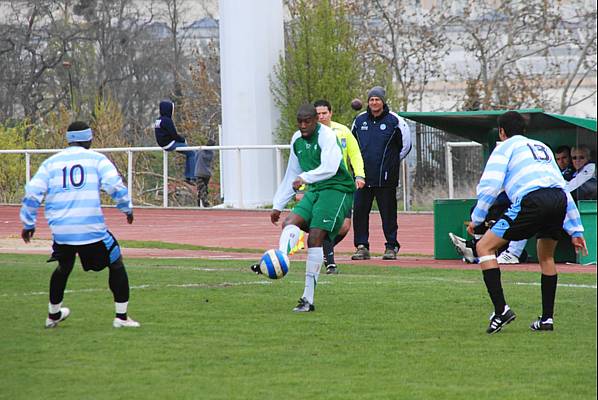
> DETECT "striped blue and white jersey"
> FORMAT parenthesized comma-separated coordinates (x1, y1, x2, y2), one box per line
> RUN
(471, 135, 583, 237)
(20, 146, 132, 245)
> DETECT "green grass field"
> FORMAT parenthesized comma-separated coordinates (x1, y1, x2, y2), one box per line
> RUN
(0, 253, 596, 400)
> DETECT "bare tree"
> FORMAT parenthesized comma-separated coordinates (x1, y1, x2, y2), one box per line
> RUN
(347, 0, 454, 111)
(0, 1, 87, 124)
(553, 5, 597, 114)
(451, 0, 596, 112)
(157, 0, 195, 100)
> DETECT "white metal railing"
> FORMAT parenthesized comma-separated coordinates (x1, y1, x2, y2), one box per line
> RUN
(2, 144, 416, 209)
(0, 145, 290, 207)
(445, 141, 483, 199)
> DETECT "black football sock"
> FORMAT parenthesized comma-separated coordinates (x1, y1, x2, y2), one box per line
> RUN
(482, 268, 507, 316)
(323, 238, 335, 266)
(109, 263, 130, 303)
(49, 262, 74, 305)
(541, 274, 558, 320)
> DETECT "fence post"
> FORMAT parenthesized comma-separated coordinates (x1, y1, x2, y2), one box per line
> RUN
(402, 159, 410, 211)
(236, 148, 244, 208)
(275, 147, 282, 184)
(25, 152, 31, 183)
(163, 151, 168, 208)
(446, 144, 454, 199)
(127, 150, 133, 203)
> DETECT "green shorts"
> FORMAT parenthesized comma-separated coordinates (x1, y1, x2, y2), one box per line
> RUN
(292, 189, 353, 240)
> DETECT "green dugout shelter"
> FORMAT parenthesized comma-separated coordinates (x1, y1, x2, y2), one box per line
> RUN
(398, 109, 597, 264)
(399, 108, 597, 158)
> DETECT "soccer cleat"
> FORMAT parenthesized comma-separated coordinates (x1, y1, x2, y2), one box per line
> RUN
(497, 251, 520, 264)
(250, 263, 262, 275)
(292, 297, 315, 312)
(45, 307, 71, 328)
(486, 306, 516, 334)
(326, 264, 338, 274)
(448, 233, 477, 263)
(351, 245, 370, 260)
(289, 231, 305, 255)
(113, 317, 141, 328)
(382, 248, 397, 260)
(530, 317, 554, 331)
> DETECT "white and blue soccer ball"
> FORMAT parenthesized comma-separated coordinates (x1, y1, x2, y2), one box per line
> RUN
(259, 249, 290, 279)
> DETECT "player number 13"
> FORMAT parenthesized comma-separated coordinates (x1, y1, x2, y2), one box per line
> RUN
(526, 144, 551, 162)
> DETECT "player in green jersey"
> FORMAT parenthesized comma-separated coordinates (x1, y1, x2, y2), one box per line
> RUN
(252, 104, 355, 312)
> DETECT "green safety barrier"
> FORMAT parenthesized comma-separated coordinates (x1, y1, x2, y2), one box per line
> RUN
(434, 199, 597, 265)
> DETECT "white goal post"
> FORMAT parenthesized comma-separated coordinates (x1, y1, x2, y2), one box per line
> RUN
(445, 141, 483, 199)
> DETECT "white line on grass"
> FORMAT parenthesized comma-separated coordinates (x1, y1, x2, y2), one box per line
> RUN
(2, 274, 594, 298)
(321, 273, 597, 289)
(1, 281, 272, 297)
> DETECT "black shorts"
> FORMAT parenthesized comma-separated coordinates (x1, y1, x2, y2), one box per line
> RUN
(490, 188, 567, 241)
(51, 232, 122, 272)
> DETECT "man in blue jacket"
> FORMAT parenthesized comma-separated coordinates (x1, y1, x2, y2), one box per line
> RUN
(350, 86, 412, 260)
(154, 100, 197, 183)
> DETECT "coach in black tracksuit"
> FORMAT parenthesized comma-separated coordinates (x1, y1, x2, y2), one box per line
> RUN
(350, 86, 412, 260)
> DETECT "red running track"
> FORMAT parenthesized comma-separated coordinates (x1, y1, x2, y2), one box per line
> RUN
(0, 205, 433, 254)
(0, 205, 594, 274)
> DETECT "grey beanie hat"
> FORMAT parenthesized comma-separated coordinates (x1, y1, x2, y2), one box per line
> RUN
(367, 86, 386, 103)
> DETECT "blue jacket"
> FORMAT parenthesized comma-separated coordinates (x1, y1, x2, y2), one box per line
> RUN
(154, 101, 186, 148)
(351, 104, 412, 187)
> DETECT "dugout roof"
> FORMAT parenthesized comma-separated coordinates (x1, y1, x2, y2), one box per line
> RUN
(399, 109, 597, 156)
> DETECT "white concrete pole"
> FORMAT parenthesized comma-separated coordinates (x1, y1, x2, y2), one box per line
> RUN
(219, 0, 285, 207)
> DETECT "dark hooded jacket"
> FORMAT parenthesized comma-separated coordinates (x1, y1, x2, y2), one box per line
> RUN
(154, 101, 186, 148)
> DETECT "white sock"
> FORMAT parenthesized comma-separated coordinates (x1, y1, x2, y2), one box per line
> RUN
(279, 225, 301, 255)
(115, 301, 128, 315)
(49, 302, 62, 314)
(302, 247, 323, 304)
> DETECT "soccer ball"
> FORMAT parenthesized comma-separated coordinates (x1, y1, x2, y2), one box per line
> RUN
(259, 249, 290, 279)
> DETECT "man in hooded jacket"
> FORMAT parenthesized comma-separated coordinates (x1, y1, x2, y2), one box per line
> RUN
(155, 100, 197, 183)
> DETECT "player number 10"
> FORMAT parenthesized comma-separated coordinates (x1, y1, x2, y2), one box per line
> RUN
(62, 164, 85, 188)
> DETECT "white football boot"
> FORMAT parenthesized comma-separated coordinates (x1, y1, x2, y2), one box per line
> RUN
(113, 317, 141, 328)
(497, 251, 520, 264)
(45, 307, 71, 328)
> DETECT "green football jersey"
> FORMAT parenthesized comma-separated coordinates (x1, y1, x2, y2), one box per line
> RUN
(293, 124, 355, 193)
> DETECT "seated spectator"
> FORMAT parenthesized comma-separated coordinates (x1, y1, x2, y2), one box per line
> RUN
(555, 145, 575, 182)
(154, 100, 197, 184)
(567, 145, 597, 201)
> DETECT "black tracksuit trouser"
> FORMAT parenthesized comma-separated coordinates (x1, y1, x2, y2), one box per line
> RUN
(353, 186, 399, 251)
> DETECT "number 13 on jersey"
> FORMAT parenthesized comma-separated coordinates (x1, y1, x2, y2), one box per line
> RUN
(527, 144, 551, 162)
